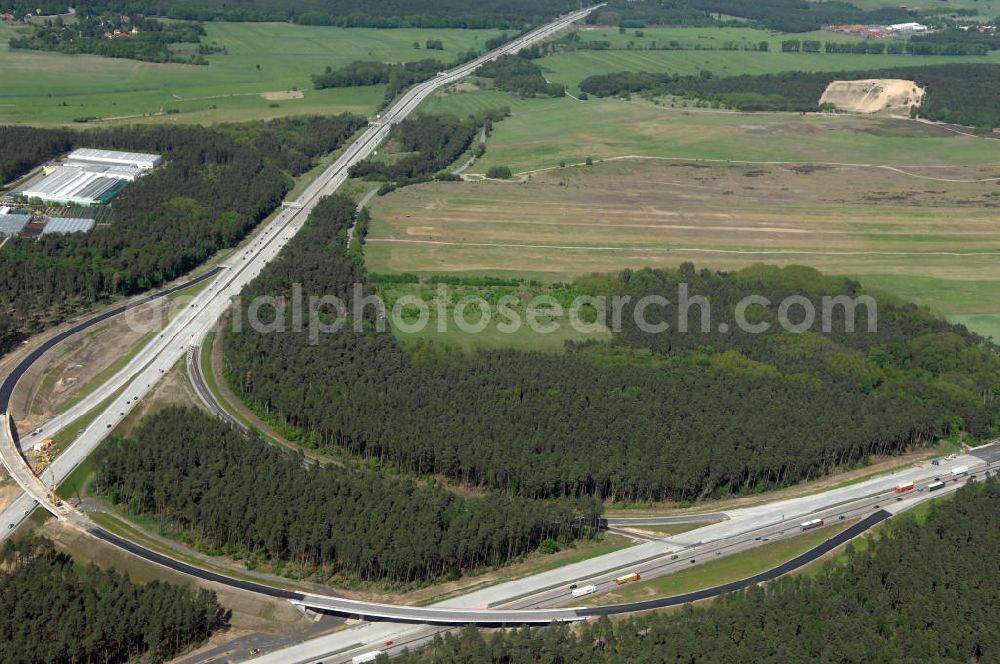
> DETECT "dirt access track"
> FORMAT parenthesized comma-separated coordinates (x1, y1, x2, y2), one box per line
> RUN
(820, 79, 925, 114)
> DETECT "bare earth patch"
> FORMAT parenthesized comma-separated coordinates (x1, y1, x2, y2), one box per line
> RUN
(261, 90, 304, 101)
(11, 297, 174, 431)
(820, 79, 925, 114)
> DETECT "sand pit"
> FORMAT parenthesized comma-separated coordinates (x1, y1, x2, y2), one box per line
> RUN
(819, 79, 925, 113)
(261, 90, 305, 101)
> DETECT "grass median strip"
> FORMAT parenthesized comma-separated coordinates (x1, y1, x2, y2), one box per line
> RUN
(582, 521, 853, 606)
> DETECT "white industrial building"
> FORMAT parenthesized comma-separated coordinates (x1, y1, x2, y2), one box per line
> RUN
(15, 148, 162, 206)
(16, 167, 128, 206)
(888, 22, 928, 33)
(67, 148, 163, 171)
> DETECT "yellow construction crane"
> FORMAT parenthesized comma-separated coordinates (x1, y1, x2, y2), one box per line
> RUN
(36, 451, 62, 508)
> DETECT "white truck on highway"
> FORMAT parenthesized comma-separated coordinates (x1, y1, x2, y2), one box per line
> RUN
(352, 651, 383, 664)
(951, 465, 969, 476)
(571, 584, 597, 598)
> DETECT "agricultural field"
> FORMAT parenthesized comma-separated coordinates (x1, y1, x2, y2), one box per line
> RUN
(0, 21, 502, 125)
(364, 106, 1000, 341)
(423, 92, 1000, 171)
(540, 26, 1000, 92)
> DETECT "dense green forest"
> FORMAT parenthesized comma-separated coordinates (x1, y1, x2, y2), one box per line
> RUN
(0, 126, 72, 185)
(0, 535, 224, 664)
(93, 404, 600, 585)
(350, 110, 506, 186)
(222, 189, 1000, 502)
(0, 115, 363, 356)
(475, 54, 566, 97)
(397, 477, 1000, 662)
(8, 13, 215, 64)
(579, 63, 1000, 128)
(0, 0, 580, 28)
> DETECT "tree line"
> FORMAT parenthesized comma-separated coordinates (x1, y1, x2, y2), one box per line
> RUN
(579, 63, 1000, 128)
(396, 476, 1000, 662)
(221, 189, 999, 503)
(0, 0, 581, 28)
(311, 59, 451, 107)
(781, 37, 989, 56)
(0, 535, 224, 664)
(350, 109, 508, 186)
(586, 0, 913, 33)
(475, 54, 566, 97)
(92, 404, 600, 585)
(0, 115, 364, 356)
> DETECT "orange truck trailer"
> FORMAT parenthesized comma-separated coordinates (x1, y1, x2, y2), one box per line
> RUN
(615, 572, 641, 585)
(895, 481, 915, 493)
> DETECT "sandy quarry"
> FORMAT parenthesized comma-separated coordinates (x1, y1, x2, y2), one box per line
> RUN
(819, 79, 925, 113)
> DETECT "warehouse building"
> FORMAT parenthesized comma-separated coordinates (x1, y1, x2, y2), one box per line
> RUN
(67, 148, 163, 171)
(16, 167, 129, 205)
(15, 148, 162, 206)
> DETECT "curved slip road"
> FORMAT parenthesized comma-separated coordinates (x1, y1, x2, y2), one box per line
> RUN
(85, 505, 890, 626)
(0, 266, 221, 414)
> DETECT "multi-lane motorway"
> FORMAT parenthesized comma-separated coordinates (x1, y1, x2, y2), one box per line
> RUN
(0, 4, 600, 537)
(1, 4, 997, 661)
(247, 446, 996, 663)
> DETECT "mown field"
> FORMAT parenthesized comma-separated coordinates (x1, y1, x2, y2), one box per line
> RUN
(423, 91, 1000, 171)
(543, 26, 1000, 92)
(364, 107, 1000, 342)
(0, 21, 502, 125)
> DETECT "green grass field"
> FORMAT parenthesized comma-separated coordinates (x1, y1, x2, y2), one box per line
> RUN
(423, 92, 1000, 172)
(539, 26, 1000, 93)
(375, 279, 610, 352)
(0, 21, 502, 125)
(365, 96, 1000, 342)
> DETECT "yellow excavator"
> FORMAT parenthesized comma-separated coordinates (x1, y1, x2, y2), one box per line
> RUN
(36, 450, 62, 508)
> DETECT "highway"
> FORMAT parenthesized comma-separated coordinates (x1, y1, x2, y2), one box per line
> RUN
(0, 4, 599, 538)
(0, 3, 995, 659)
(248, 449, 996, 663)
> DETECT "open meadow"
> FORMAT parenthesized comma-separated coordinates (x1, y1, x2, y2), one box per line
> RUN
(0, 21, 501, 125)
(423, 91, 1000, 172)
(365, 105, 1000, 342)
(540, 26, 1000, 92)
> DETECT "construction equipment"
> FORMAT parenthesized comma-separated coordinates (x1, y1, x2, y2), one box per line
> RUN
(36, 451, 62, 508)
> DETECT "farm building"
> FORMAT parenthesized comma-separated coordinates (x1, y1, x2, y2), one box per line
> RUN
(15, 148, 162, 206)
(41, 217, 96, 235)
